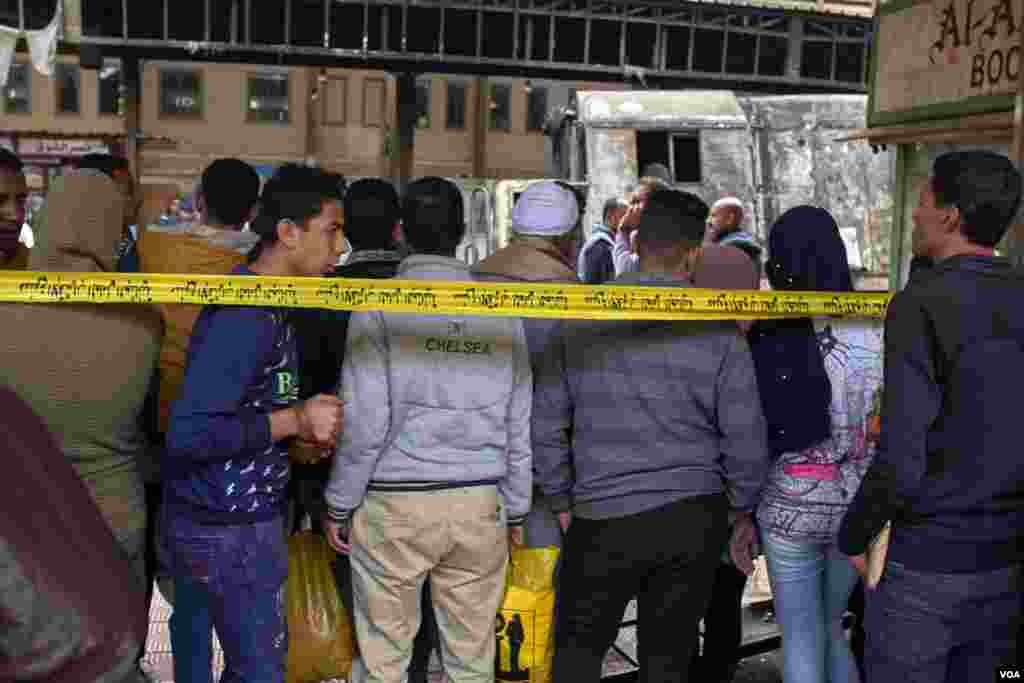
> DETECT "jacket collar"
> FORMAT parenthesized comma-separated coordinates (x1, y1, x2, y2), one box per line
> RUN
(345, 249, 404, 267)
(398, 254, 472, 280)
(474, 239, 577, 282)
(613, 271, 693, 288)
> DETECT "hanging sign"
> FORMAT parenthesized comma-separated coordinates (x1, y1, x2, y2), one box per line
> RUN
(870, 0, 1023, 126)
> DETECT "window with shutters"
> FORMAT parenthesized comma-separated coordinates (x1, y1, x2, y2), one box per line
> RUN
(322, 76, 347, 126)
(364, 78, 386, 127)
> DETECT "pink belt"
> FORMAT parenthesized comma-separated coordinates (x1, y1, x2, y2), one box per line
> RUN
(783, 463, 838, 481)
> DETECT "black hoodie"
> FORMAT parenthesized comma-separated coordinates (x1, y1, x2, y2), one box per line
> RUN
(839, 255, 1024, 572)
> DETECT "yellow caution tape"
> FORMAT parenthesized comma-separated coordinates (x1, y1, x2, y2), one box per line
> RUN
(0, 271, 891, 320)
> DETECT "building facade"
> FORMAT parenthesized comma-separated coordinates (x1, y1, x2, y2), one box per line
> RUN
(0, 56, 622, 191)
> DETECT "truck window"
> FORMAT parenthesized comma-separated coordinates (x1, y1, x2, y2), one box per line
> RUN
(636, 131, 670, 179)
(671, 133, 702, 184)
(636, 130, 703, 184)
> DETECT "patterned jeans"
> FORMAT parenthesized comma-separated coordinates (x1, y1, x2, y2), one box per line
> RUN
(163, 511, 288, 683)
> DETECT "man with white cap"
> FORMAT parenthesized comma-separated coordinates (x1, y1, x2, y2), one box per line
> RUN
(473, 180, 581, 548)
(704, 196, 762, 265)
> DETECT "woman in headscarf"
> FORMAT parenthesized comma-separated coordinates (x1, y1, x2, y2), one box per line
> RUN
(689, 244, 762, 683)
(732, 206, 881, 683)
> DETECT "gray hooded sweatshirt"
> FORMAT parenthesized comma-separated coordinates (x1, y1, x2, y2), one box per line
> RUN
(324, 255, 533, 524)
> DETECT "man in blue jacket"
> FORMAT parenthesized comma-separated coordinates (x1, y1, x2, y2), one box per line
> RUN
(839, 150, 1024, 682)
(165, 165, 345, 683)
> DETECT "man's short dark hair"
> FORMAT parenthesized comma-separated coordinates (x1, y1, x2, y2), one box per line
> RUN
(602, 196, 627, 224)
(251, 164, 343, 245)
(200, 158, 260, 227)
(403, 177, 465, 256)
(77, 153, 130, 178)
(932, 150, 1023, 248)
(636, 189, 708, 249)
(0, 147, 23, 174)
(344, 178, 400, 251)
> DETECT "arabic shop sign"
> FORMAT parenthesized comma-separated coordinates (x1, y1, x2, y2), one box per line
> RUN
(871, 0, 1022, 125)
(17, 138, 111, 158)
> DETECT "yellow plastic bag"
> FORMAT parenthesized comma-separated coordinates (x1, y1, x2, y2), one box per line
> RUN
(495, 546, 560, 683)
(286, 531, 356, 683)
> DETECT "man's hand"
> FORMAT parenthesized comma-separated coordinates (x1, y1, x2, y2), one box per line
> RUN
(508, 526, 524, 547)
(557, 511, 572, 534)
(289, 438, 333, 465)
(323, 516, 351, 554)
(849, 553, 869, 583)
(296, 394, 344, 447)
(617, 205, 641, 235)
(729, 513, 758, 576)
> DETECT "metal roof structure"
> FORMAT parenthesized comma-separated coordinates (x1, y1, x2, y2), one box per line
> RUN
(8, 0, 875, 93)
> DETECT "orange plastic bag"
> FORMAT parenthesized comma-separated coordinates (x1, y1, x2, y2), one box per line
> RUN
(286, 531, 356, 683)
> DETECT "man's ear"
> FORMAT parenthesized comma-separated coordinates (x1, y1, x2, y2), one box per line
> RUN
(392, 221, 404, 246)
(942, 204, 962, 236)
(277, 219, 301, 248)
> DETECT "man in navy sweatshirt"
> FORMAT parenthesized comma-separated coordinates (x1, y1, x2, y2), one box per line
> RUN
(164, 164, 345, 683)
(839, 150, 1024, 682)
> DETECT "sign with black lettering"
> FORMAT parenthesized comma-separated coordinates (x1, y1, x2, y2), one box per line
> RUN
(870, 0, 1022, 125)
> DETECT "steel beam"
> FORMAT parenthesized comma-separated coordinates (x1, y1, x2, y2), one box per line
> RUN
(76, 0, 871, 92)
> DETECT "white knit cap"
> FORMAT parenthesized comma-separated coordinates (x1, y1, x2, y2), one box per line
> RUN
(712, 196, 744, 211)
(512, 181, 579, 237)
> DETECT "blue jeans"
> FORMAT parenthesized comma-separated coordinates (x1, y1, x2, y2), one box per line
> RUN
(865, 561, 1021, 683)
(164, 513, 288, 683)
(762, 533, 860, 683)
(169, 574, 214, 683)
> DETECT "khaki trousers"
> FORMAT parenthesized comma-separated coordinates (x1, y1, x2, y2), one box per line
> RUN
(349, 486, 509, 683)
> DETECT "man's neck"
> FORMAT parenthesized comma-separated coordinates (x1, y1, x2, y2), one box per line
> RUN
(716, 224, 741, 240)
(249, 247, 298, 277)
(637, 258, 682, 276)
(409, 250, 457, 259)
(516, 235, 574, 268)
(202, 218, 242, 231)
(933, 241, 996, 262)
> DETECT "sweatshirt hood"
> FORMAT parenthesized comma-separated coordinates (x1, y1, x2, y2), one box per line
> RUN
(29, 173, 126, 273)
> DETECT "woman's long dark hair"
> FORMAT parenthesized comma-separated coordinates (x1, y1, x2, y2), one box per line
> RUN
(750, 206, 853, 457)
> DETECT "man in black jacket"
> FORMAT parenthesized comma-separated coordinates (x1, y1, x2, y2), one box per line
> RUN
(290, 178, 439, 683)
(839, 150, 1023, 682)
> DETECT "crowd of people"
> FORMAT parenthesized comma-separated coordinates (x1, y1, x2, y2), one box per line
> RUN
(0, 143, 1021, 683)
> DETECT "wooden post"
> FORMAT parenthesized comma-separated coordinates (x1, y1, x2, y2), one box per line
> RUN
(122, 57, 142, 183)
(1009, 17, 1024, 266)
(473, 77, 488, 179)
(305, 68, 318, 164)
(392, 72, 417, 196)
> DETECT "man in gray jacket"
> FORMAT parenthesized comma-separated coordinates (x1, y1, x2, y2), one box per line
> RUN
(323, 177, 532, 683)
(532, 188, 770, 682)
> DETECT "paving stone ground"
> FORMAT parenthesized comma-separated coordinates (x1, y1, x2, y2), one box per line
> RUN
(143, 581, 783, 682)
